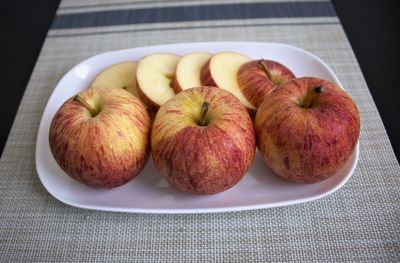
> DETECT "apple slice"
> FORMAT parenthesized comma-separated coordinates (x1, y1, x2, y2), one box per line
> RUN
(91, 61, 138, 95)
(238, 59, 295, 107)
(172, 52, 212, 93)
(136, 53, 181, 108)
(90, 61, 148, 107)
(200, 51, 256, 111)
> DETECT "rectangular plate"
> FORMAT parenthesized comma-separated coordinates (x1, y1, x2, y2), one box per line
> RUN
(35, 42, 359, 213)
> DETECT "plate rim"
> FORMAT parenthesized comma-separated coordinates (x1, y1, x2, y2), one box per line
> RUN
(35, 41, 359, 214)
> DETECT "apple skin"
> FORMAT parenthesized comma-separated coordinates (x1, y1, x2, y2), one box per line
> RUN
(171, 75, 183, 93)
(137, 83, 160, 110)
(151, 86, 256, 194)
(255, 77, 360, 183)
(200, 59, 217, 87)
(237, 60, 295, 107)
(49, 86, 152, 189)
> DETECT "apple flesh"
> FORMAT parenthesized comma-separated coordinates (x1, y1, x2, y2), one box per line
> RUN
(49, 86, 152, 188)
(255, 77, 360, 183)
(200, 51, 256, 112)
(172, 52, 212, 93)
(90, 61, 148, 108)
(136, 53, 180, 109)
(151, 86, 256, 194)
(237, 59, 295, 107)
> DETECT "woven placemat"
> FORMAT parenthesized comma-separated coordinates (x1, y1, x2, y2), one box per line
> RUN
(1, 0, 399, 262)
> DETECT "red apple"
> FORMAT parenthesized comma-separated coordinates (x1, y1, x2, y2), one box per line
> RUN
(237, 59, 295, 107)
(151, 86, 256, 194)
(255, 77, 360, 183)
(49, 86, 152, 188)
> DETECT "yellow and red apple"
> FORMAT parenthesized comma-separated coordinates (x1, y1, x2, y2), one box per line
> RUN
(238, 59, 295, 107)
(151, 86, 256, 194)
(255, 77, 360, 183)
(49, 86, 152, 188)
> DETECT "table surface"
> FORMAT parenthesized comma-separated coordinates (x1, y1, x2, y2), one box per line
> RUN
(1, 0, 399, 262)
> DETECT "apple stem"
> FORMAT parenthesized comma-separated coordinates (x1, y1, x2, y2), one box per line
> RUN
(258, 59, 273, 80)
(301, 86, 324, 108)
(73, 95, 99, 117)
(199, 101, 210, 126)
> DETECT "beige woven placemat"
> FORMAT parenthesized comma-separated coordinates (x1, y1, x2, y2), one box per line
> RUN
(1, 0, 399, 262)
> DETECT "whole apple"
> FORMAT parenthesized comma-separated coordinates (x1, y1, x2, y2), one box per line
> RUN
(151, 86, 256, 194)
(255, 77, 360, 183)
(49, 86, 151, 188)
(237, 59, 295, 108)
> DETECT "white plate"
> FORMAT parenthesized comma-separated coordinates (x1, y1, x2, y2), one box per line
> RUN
(35, 42, 359, 213)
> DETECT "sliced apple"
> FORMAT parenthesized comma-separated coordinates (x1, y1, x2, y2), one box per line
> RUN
(172, 52, 212, 93)
(238, 59, 295, 107)
(200, 51, 256, 111)
(90, 62, 149, 107)
(136, 53, 180, 109)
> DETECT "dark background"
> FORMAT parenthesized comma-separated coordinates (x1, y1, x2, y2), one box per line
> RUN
(1, 1, 399, 163)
